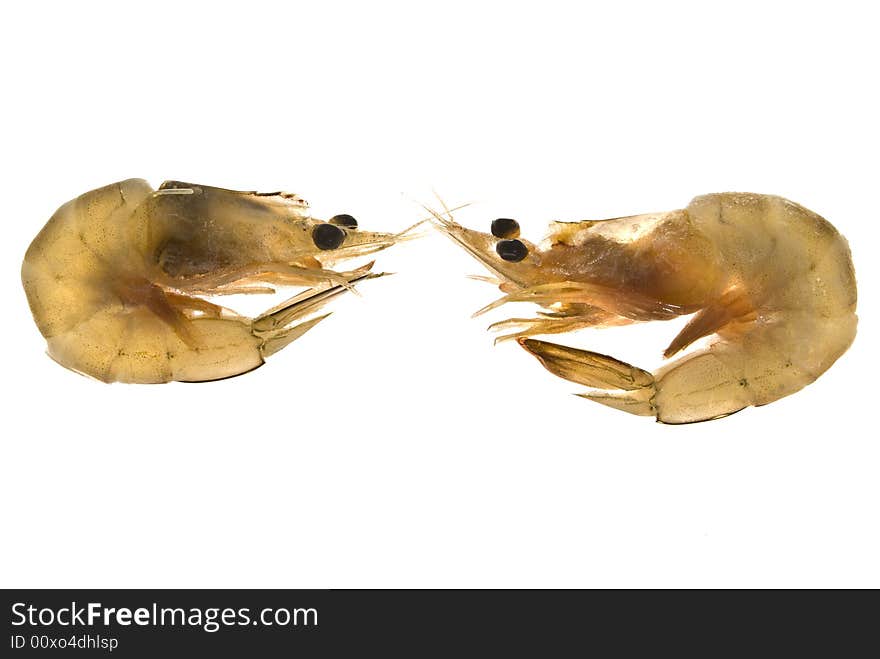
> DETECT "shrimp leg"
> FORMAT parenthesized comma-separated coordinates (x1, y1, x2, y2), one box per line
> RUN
(663, 286, 755, 358)
(488, 304, 630, 342)
(474, 281, 691, 322)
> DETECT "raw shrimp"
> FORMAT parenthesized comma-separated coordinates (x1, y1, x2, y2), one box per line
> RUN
(22, 179, 414, 383)
(432, 193, 857, 423)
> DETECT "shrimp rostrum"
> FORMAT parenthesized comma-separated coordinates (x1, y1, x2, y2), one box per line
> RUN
(23, 179, 413, 383)
(433, 193, 857, 423)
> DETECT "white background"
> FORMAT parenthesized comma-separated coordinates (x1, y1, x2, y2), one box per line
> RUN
(1, 1, 878, 588)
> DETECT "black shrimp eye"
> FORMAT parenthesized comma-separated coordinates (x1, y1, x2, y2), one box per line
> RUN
(329, 213, 358, 229)
(491, 217, 520, 239)
(496, 239, 528, 262)
(312, 223, 346, 250)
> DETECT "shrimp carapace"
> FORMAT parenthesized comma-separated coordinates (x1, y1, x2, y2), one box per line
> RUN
(433, 193, 857, 423)
(22, 179, 414, 383)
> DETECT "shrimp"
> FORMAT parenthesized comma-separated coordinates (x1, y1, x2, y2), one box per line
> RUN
(22, 179, 415, 383)
(432, 193, 857, 423)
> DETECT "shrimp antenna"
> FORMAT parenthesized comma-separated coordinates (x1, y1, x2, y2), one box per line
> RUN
(402, 191, 472, 230)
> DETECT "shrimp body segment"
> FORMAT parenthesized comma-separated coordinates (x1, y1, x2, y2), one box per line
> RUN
(434, 193, 857, 423)
(23, 179, 409, 383)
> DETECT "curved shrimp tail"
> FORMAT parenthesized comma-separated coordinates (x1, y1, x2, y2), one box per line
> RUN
(517, 332, 805, 424)
(652, 311, 857, 424)
(548, 315, 854, 424)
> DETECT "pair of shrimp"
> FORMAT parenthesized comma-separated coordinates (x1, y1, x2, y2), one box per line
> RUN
(22, 181, 857, 423)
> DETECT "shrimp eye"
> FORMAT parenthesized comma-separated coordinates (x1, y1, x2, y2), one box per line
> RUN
(329, 214, 358, 229)
(496, 239, 528, 262)
(491, 218, 520, 239)
(312, 223, 346, 250)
